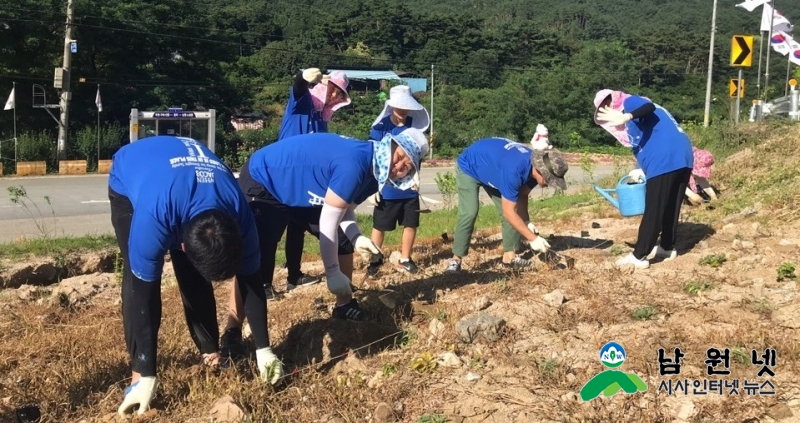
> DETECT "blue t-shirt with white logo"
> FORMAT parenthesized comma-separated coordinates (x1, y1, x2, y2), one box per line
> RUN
(456, 137, 538, 202)
(248, 132, 379, 207)
(623, 95, 694, 179)
(277, 88, 327, 140)
(108, 136, 260, 282)
(370, 115, 419, 200)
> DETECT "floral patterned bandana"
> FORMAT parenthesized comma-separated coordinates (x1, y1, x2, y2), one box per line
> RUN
(372, 133, 423, 192)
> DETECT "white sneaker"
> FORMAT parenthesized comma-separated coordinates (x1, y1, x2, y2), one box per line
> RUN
(445, 259, 462, 273)
(615, 253, 650, 269)
(647, 245, 677, 261)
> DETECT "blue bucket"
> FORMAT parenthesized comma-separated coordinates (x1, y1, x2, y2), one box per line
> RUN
(593, 175, 646, 217)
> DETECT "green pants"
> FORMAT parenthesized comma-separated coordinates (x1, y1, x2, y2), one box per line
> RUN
(452, 164, 522, 258)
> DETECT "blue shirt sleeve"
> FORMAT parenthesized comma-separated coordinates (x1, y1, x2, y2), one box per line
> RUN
(623, 95, 649, 113)
(329, 161, 368, 204)
(370, 126, 386, 141)
(288, 89, 310, 115)
(128, 211, 171, 282)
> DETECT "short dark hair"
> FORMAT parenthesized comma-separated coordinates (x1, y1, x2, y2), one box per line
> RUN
(183, 209, 243, 282)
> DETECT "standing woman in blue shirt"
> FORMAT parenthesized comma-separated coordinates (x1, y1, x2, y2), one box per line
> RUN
(108, 136, 281, 417)
(366, 85, 430, 276)
(593, 89, 694, 269)
(276, 67, 352, 295)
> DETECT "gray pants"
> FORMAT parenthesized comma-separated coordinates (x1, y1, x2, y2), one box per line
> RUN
(452, 164, 522, 258)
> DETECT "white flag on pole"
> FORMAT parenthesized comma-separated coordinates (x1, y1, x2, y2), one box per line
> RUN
(788, 37, 800, 66)
(736, 0, 770, 13)
(770, 31, 794, 56)
(3, 87, 14, 111)
(95, 86, 102, 112)
(762, 4, 794, 33)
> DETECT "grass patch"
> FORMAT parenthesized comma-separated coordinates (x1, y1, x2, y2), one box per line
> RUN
(633, 305, 657, 321)
(0, 235, 117, 260)
(609, 245, 628, 256)
(417, 414, 448, 423)
(684, 280, 715, 295)
(777, 262, 797, 282)
(699, 254, 727, 268)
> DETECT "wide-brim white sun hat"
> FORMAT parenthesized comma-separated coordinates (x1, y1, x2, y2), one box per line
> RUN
(371, 85, 430, 132)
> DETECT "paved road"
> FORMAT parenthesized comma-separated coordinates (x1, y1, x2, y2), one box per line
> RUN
(0, 164, 620, 242)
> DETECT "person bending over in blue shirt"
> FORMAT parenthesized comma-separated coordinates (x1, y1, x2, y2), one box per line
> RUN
(593, 89, 694, 269)
(226, 130, 428, 331)
(275, 67, 352, 296)
(109, 136, 281, 417)
(444, 137, 569, 273)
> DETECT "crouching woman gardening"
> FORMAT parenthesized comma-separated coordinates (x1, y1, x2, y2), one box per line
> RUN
(444, 137, 569, 273)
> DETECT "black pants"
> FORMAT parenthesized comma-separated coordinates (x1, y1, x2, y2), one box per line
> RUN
(237, 159, 354, 292)
(110, 188, 220, 376)
(633, 168, 692, 260)
(285, 221, 306, 284)
(372, 197, 421, 231)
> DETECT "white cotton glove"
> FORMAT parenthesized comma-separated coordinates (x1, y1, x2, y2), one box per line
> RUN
(368, 192, 381, 206)
(628, 168, 646, 183)
(256, 347, 284, 385)
(326, 269, 353, 297)
(302, 67, 323, 84)
(354, 235, 382, 260)
(524, 221, 540, 236)
(412, 172, 421, 191)
(118, 376, 158, 416)
(596, 106, 633, 126)
(529, 236, 551, 254)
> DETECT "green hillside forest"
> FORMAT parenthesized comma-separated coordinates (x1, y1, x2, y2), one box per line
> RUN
(1, 0, 799, 170)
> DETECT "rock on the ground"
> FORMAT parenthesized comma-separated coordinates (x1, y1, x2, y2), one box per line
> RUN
(677, 401, 695, 421)
(436, 352, 462, 368)
(49, 274, 116, 307)
(455, 312, 506, 344)
(560, 392, 579, 402)
(773, 303, 800, 328)
(373, 402, 395, 423)
(367, 371, 383, 389)
(722, 223, 737, 234)
(15, 285, 40, 301)
(542, 289, 565, 307)
(466, 372, 481, 382)
(388, 251, 402, 265)
(428, 319, 445, 338)
(474, 296, 492, 311)
(208, 395, 245, 422)
(767, 403, 794, 420)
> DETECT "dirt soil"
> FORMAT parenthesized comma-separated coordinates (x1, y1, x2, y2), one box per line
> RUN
(1, 133, 799, 423)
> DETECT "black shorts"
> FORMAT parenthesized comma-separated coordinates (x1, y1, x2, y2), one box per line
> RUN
(372, 196, 420, 231)
(237, 158, 354, 255)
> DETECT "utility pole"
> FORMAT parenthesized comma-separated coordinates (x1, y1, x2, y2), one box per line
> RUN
(763, 0, 776, 103)
(703, 0, 718, 128)
(429, 64, 434, 160)
(57, 0, 75, 159)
